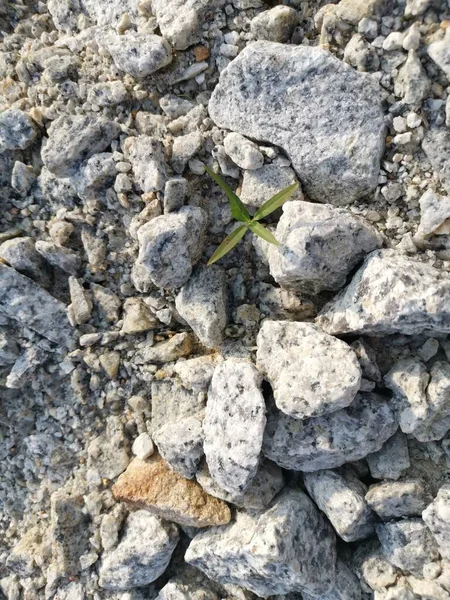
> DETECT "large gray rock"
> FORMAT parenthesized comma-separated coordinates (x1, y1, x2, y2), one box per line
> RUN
(0, 108, 37, 151)
(304, 469, 374, 542)
(257, 321, 361, 419)
(98, 510, 179, 590)
(0, 264, 74, 347)
(135, 206, 207, 289)
(268, 201, 383, 295)
(175, 265, 227, 349)
(263, 393, 398, 472)
(42, 114, 120, 178)
(422, 485, 450, 561)
(100, 33, 172, 78)
(185, 489, 337, 597)
(318, 251, 450, 336)
(208, 42, 385, 205)
(204, 359, 266, 495)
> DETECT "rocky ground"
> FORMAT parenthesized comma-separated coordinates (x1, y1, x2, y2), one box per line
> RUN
(1, 0, 450, 598)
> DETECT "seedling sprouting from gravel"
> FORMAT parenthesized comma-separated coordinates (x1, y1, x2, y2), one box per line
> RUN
(205, 165, 298, 266)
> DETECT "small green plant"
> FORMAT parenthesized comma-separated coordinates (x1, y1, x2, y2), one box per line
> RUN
(205, 165, 298, 266)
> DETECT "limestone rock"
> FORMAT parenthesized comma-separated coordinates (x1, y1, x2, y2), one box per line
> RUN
(175, 265, 227, 349)
(268, 201, 383, 295)
(0, 108, 37, 151)
(209, 42, 385, 205)
(304, 469, 375, 542)
(318, 251, 450, 336)
(185, 489, 337, 597)
(250, 6, 298, 43)
(257, 321, 361, 419)
(366, 431, 410, 480)
(422, 485, 450, 561)
(172, 131, 203, 173)
(68, 277, 93, 325)
(204, 359, 266, 495)
(112, 454, 232, 527)
(223, 133, 264, 170)
(173, 355, 219, 391)
(98, 510, 179, 590)
(100, 33, 172, 78)
(366, 480, 432, 519)
(263, 393, 398, 471)
(136, 206, 207, 289)
(240, 164, 302, 208)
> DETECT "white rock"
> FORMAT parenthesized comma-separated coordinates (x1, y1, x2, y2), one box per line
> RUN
(428, 29, 450, 78)
(172, 132, 203, 174)
(87, 81, 128, 107)
(417, 190, 450, 239)
(100, 32, 172, 78)
(250, 6, 297, 42)
(240, 164, 302, 208)
(223, 133, 264, 170)
(394, 50, 430, 106)
(173, 355, 219, 391)
(382, 31, 405, 51)
(204, 359, 266, 495)
(402, 23, 421, 51)
(366, 431, 410, 480)
(0, 109, 37, 151)
(122, 297, 157, 334)
(366, 480, 432, 519)
(422, 485, 450, 561)
(405, 0, 431, 16)
(124, 135, 167, 193)
(132, 433, 154, 460)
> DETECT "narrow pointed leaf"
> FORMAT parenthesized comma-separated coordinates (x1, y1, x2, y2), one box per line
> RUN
(205, 165, 251, 223)
(207, 224, 248, 265)
(249, 221, 279, 245)
(253, 182, 299, 221)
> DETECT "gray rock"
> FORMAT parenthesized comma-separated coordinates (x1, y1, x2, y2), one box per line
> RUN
(427, 29, 450, 78)
(250, 6, 297, 42)
(185, 489, 336, 597)
(268, 201, 383, 295)
(394, 50, 430, 105)
(151, 0, 223, 50)
(175, 266, 227, 349)
(124, 136, 168, 193)
(351, 339, 382, 382)
(100, 32, 172, 78)
(42, 114, 120, 178)
(87, 416, 130, 480)
(35, 241, 80, 275)
(302, 560, 362, 600)
(91, 283, 121, 323)
(257, 321, 361, 419)
(136, 206, 207, 289)
(422, 127, 450, 196)
(263, 393, 398, 471)
(366, 431, 410, 480)
(366, 481, 432, 519)
(0, 264, 74, 347)
(422, 484, 450, 560)
(11, 161, 36, 195)
(204, 359, 266, 495)
(172, 132, 203, 174)
(173, 355, 220, 391)
(98, 510, 179, 590)
(6, 345, 49, 389)
(36, 166, 78, 210)
(240, 164, 302, 209)
(417, 190, 450, 239)
(304, 469, 374, 542)
(0, 237, 50, 285)
(164, 178, 187, 213)
(197, 459, 284, 510)
(352, 540, 399, 592)
(376, 519, 440, 575)
(223, 133, 264, 170)
(72, 152, 117, 200)
(318, 251, 450, 336)
(68, 277, 93, 326)
(87, 81, 128, 107)
(0, 108, 36, 151)
(208, 42, 385, 205)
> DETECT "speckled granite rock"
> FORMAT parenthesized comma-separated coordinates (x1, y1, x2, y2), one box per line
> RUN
(0, 264, 74, 348)
(366, 431, 410, 480)
(422, 485, 450, 561)
(135, 206, 207, 289)
(112, 455, 231, 527)
(257, 321, 361, 419)
(302, 560, 362, 600)
(197, 459, 284, 509)
(100, 33, 172, 78)
(427, 28, 450, 78)
(175, 265, 227, 349)
(318, 251, 450, 336)
(204, 360, 266, 495)
(240, 164, 302, 208)
(41, 114, 120, 178)
(124, 136, 168, 193)
(268, 201, 383, 295)
(185, 489, 336, 597)
(209, 42, 385, 205)
(352, 540, 399, 592)
(366, 480, 432, 519)
(98, 510, 179, 590)
(263, 393, 398, 471)
(0, 108, 37, 151)
(304, 469, 375, 542)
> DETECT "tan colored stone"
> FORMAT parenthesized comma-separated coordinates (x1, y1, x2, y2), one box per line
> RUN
(112, 454, 231, 527)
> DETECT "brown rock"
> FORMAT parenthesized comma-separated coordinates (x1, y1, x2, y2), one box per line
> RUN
(112, 454, 231, 527)
(193, 46, 209, 62)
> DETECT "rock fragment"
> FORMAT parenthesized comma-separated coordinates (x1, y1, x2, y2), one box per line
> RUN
(122, 298, 157, 334)
(35, 241, 80, 275)
(428, 29, 450, 78)
(417, 190, 450, 239)
(422, 127, 450, 195)
(124, 135, 167, 193)
(366, 431, 410, 480)
(0, 237, 50, 285)
(223, 133, 264, 170)
(394, 50, 430, 105)
(137, 332, 193, 364)
(366, 480, 432, 519)
(0, 108, 36, 151)
(112, 455, 231, 527)
(172, 131, 203, 173)
(68, 277, 93, 325)
(240, 164, 302, 208)
(100, 33, 172, 78)
(250, 6, 298, 42)
(422, 485, 450, 560)
(87, 416, 130, 480)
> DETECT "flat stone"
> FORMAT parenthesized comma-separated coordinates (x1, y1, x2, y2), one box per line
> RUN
(100, 33, 172, 78)
(136, 206, 207, 289)
(268, 201, 383, 295)
(366, 431, 410, 480)
(422, 484, 450, 561)
(366, 480, 432, 519)
(42, 114, 120, 178)
(175, 265, 227, 349)
(185, 489, 336, 597)
(318, 250, 450, 336)
(112, 454, 231, 527)
(0, 264, 74, 347)
(204, 359, 266, 495)
(0, 237, 51, 286)
(257, 321, 361, 419)
(209, 42, 385, 205)
(98, 510, 179, 590)
(0, 108, 37, 151)
(304, 469, 375, 542)
(263, 393, 398, 472)
(197, 459, 284, 510)
(240, 164, 302, 208)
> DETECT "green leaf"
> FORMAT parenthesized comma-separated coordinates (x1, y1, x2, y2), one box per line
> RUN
(253, 182, 299, 221)
(249, 221, 279, 245)
(207, 224, 248, 265)
(205, 165, 251, 223)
